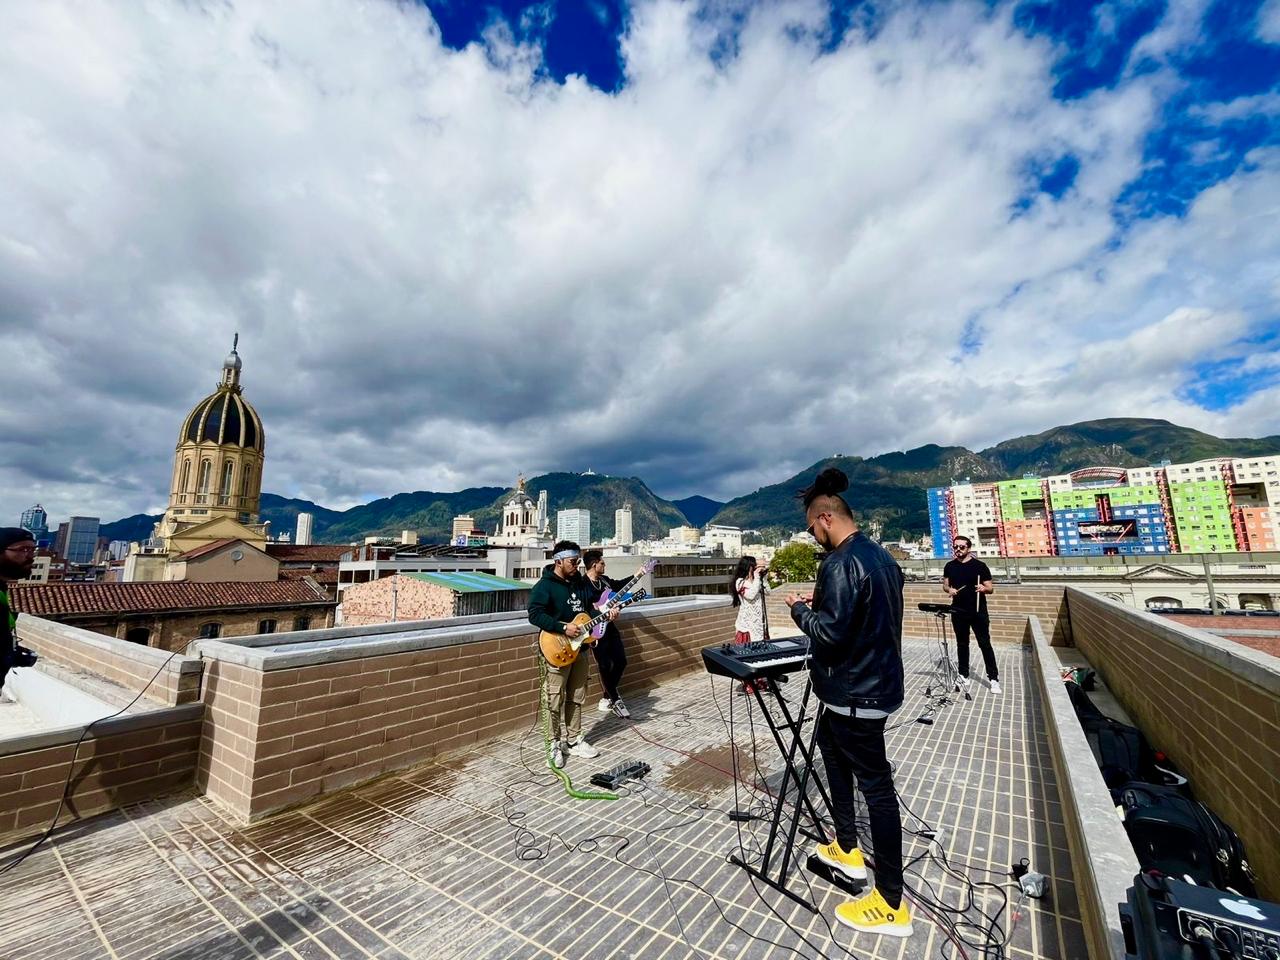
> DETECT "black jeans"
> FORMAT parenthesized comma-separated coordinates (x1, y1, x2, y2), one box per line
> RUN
(591, 627, 627, 701)
(951, 610, 999, 681)
(815, 709, 904, 908)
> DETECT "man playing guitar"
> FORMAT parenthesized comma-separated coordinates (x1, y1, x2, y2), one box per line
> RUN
(527, 541, 619, 768)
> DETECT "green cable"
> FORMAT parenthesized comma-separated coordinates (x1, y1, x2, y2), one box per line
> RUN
(537, 651, 616, 801)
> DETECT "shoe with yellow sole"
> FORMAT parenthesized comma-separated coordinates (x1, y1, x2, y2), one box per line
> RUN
(835, 887, 914, 938)
(814, 840, 868, 881)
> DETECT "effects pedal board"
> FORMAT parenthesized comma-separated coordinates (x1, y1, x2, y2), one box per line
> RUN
(590, 759, 651, 790)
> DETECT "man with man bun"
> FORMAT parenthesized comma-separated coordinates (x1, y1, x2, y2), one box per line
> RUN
(784, 469, 913, 939)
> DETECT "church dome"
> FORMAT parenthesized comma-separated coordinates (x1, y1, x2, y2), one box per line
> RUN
(180, 389, 264, 450)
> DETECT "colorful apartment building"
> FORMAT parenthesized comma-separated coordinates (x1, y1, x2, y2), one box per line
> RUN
(928, 456, 1280, 558)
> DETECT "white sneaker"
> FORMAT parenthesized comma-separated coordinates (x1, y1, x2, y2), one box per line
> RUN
(551, 743, 566, 769)
(956, 675, 971, 692)
(989, 680, 1002, 695)
(568, 739, 599, 759)
(612, 699, 631, 719)
(597, 697, 613, 713)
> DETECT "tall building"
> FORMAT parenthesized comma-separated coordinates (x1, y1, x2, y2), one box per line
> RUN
(615, 503, 633, 545)
(62, 516, 100, 565)
(295, 512, 314, 546)
(53, 522, 70, 558)
(927, 455, 1280, 558)
(452, 515, 476, 538)
(152, 335, 268, 554)
(557, 509, 591, 545)
(20, 504, 48, 541)
(537, 490, 549, 534)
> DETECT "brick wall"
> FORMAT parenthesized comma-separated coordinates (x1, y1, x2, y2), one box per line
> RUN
(1067, 589, 1280, 900)
(16, 614, 203, 706)
(197, 600, 738, 822)
(0, 708, 203, 844)
(341, 576, 456, 625)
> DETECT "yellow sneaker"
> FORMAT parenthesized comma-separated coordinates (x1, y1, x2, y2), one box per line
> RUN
(814, 840, 868, 881)
(835, 887, 914, 938)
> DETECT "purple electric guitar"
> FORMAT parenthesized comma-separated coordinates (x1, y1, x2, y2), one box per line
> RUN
(590, 560, 659, 638)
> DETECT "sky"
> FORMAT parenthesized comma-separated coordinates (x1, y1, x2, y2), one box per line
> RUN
(2, 0, 1279, 527)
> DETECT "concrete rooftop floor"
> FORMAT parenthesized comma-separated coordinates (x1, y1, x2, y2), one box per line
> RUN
(0, 636, 1084, 960)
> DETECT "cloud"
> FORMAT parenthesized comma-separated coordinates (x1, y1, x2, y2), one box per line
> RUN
(1, 0, 1278, 529)
(1260, 0, 1280, 44)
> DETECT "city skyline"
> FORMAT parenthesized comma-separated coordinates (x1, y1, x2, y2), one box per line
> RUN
(3, 1, 1279, 525)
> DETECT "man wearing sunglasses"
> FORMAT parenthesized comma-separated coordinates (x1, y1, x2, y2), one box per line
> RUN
(942, 535, 999, 695)
(528, 540, 617, 768)
(0, 528, 39, 693)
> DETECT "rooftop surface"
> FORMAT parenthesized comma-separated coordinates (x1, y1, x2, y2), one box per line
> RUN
(0, 637, 1082, 959)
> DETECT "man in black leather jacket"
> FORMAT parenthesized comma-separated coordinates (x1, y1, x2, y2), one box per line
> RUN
(785, 473, 912, 939)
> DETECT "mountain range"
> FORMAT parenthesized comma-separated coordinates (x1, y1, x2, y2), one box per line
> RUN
(100, 419, 1280, 545)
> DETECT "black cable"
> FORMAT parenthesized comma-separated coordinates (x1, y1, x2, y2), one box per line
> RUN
(0, 650, 180, 875)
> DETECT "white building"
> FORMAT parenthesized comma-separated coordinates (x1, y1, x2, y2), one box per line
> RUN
(669, 525, 701, 545)
(295, 512, 314, 546)
(489, 475, 552, 547)
(557, 509, 591, 546)
(615, 503, 634, 546)
(537, 490, 550, 534)
(703, 524, 743, 557)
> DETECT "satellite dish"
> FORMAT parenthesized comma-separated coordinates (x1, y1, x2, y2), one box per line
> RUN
(230, 549, 244, 562)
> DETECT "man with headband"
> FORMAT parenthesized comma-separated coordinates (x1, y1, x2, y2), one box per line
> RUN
(0, 527, 39, 693)
(527, 540, 618, 769)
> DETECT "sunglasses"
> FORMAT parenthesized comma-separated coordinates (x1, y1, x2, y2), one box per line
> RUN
(4, 545, 36, 556)
(807, 513, 831, 537)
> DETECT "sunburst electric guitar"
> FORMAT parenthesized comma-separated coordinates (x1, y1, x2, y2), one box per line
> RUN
(539, 588, 649, 668)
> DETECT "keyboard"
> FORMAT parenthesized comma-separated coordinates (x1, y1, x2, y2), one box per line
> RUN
(701, 637, 811, 681)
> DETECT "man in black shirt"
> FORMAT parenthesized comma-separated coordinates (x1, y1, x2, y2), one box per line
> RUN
(0, 528, 38, 693)
(941, 535, 999, 694)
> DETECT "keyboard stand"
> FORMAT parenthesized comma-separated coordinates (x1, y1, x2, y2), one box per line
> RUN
(729, 675, 836, 912)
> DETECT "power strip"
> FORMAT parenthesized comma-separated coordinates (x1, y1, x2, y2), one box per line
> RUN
(590, 759, 652, 790)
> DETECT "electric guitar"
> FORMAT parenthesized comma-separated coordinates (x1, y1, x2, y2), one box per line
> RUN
(589, 559, 659, 639)
(539, 589, 648, 668)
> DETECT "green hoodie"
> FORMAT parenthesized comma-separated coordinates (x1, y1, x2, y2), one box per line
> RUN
(527, 564, 593, 635)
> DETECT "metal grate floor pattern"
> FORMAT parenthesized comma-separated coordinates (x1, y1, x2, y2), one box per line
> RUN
(0, 637, 1084, 959)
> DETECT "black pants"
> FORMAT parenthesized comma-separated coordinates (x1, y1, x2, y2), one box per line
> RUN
(591, 627, 627, 701)
(951, 610, 998, 681)
(815, 710, 904, 908)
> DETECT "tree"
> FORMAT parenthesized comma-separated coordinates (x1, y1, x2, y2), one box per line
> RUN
(769, 541, 819, 584)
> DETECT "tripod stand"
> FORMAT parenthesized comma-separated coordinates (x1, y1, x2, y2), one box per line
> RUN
(922, 607, 971, 701)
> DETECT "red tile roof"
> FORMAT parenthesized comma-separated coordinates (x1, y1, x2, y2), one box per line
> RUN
(10, 580, 331, 617)
(265, 544, 349, 562)
(178, 538, 241, 560)
(279, 567, 340, 585)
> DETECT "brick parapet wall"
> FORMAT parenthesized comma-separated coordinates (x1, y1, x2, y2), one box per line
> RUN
(197, 599, 739, 822)
(1066, 588, 1280, 900)
(16, 614, 203, 706)
(0, 707, 203, 845)
(767, 582, 1072, 646)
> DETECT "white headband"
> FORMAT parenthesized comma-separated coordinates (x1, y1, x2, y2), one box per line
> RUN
(552, 549, 581, 561)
